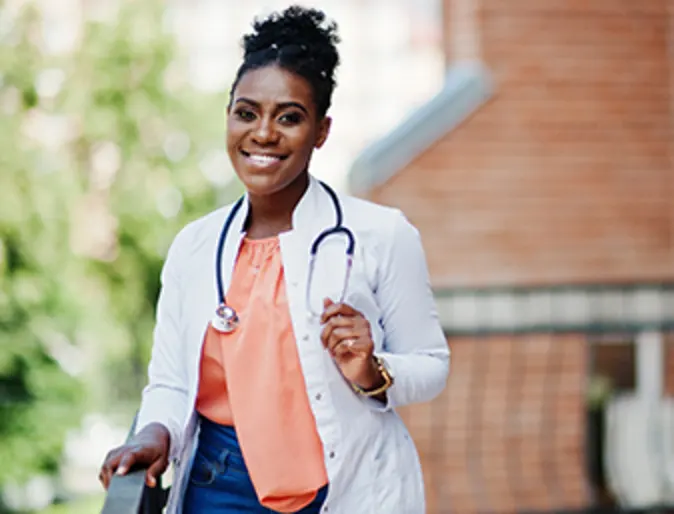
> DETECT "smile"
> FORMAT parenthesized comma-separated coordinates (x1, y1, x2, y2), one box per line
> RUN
(241, 150, 288, 168)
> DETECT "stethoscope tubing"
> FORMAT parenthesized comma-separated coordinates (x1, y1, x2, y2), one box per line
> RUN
(214, 181, 355, 321)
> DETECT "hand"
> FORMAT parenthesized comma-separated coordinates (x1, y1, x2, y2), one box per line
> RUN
(320, 298, 384, 390)
(98, 423, 170, 490)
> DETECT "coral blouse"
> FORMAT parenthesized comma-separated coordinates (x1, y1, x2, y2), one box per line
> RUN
(195, 236, 328, 512)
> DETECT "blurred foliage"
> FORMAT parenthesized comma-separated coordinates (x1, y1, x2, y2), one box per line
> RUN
(0, 0, 240, 508)
(38, 495, 103, 514)
(0, 3, 85, 496)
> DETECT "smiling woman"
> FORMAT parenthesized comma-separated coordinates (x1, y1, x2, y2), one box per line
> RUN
(224, 6, 336, 238)
(226, 65, 330, 220)
(98, 5, 449, 514)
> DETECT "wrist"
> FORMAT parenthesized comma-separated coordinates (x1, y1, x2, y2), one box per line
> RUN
(354, 357, 386, 390)
(351, 356, 394, 398)
(134, 422, 170, 449)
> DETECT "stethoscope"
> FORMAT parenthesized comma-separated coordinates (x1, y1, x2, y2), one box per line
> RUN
(212, 181, 355, 333)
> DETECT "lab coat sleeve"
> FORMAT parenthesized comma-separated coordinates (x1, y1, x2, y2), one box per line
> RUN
(135, 228, 190, 462)
(372, 210, 450, 410)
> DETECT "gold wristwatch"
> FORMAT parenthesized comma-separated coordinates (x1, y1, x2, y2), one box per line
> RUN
(351, 356, 394, 397)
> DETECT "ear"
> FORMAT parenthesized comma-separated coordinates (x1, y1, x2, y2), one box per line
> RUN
(314, 116, 332, 149)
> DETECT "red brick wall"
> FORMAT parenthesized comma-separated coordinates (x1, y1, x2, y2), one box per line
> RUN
(362, 1, 673, 513)
(400, 334, 589, 514)
(670, 1, 674, 246)
(370, 0, 673, 288)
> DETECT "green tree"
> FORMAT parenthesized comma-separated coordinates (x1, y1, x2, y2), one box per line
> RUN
(59, 0, 240, 408)
(0, 2, 85, 499)
(0, 0, 240, 508)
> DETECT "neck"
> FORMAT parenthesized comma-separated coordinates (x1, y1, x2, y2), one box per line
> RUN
(245, 172, 309, 239)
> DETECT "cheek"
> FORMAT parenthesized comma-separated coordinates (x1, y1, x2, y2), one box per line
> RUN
(288, 129, 318, 156)
(226, 123, 243, 152)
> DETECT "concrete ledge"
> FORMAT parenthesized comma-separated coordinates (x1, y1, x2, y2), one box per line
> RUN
(347, 61, 493, 195)
(434, 283, 674, 335)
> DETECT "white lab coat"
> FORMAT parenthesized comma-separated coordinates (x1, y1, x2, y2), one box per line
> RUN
(135, 176, 450, 513)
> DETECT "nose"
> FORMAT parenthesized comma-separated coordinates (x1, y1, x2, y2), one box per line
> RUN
(251, 117, 279, 145)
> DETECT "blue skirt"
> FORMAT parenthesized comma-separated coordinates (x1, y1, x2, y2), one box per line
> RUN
(182, 415, 328, 513)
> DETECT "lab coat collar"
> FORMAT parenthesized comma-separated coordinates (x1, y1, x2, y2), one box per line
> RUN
(232, 174, 327, 236)
(218, 175, 330, 305)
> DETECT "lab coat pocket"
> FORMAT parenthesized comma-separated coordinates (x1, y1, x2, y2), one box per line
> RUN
(372, 418, 425, 514)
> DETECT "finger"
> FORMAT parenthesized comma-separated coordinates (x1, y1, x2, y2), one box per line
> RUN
(320, 316, 354, 347)
(99, 467, 111, 490)
(116, 452, 137, 476)
(321, 316, 358, 348)
(101, 463, 116, 490)
(99, 452, 122, 489)
(326, 316, 355, 328)
(340, 337, 373, 357)
(145, 457, 168, 488)
(324, 317, 371, 345)
(320, 321, 333, 349)
(327, 327, 359, 354)
(321, 300, 359, 323)
(334, 327, 375, 357)
(333, 338, 357, 358)
(320, 298, 339, 324)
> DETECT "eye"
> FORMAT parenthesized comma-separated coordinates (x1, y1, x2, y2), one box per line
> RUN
(278, 111, 303, 125)
(234, 109, 256, 122)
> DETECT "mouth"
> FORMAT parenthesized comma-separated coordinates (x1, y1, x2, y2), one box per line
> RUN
(240, 149, 289, 168)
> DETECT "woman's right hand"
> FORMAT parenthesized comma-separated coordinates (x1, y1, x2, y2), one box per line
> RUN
(99, 422, 171, 490)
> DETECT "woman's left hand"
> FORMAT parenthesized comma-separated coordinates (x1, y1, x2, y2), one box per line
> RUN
(320, 298, 385, 390)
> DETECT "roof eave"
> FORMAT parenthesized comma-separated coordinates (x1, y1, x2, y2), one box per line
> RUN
(347, 62, 494, 195)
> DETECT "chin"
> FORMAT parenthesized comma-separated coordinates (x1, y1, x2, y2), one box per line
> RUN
(239, 174, 291, 196)
(236, 163, 308, 197)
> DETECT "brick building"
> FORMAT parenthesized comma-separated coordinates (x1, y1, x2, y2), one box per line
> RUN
(348, 1, 674, 513)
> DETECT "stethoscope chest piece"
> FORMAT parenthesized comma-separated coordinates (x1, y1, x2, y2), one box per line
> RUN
(212, 303, 239, 333)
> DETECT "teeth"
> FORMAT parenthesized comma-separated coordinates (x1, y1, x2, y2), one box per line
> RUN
(248, 154, 280, 166)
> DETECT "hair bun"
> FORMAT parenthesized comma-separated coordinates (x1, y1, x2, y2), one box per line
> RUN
(242, 5, 340, 77)
(230, 5, 341, 117)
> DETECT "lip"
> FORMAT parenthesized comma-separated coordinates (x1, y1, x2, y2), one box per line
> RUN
(240, 149, 289, 170)
(240, 149, 289, 159)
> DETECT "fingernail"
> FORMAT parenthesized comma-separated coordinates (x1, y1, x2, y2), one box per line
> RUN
(116, 467, 127, 475)
(148, 477, 156, 488)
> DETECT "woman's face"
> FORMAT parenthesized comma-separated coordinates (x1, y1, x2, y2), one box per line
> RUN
(226, 65, 331, 196)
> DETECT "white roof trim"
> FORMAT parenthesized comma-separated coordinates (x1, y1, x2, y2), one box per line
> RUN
(434, 284, 674, 335)
(347, 62, 493, 195)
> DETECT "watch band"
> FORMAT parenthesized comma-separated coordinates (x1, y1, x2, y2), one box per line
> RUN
(351, 356, 394, 397)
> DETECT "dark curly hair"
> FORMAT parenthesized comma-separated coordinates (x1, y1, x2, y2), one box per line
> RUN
(229, 5, 341, 118)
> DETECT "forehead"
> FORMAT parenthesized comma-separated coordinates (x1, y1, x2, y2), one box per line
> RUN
(233, 65, 315, 111)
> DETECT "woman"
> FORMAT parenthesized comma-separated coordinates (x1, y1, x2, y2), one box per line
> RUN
(99, 6, 449, 514)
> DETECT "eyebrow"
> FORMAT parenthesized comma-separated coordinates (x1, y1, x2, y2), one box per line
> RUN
(234, 97, 309, 115)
